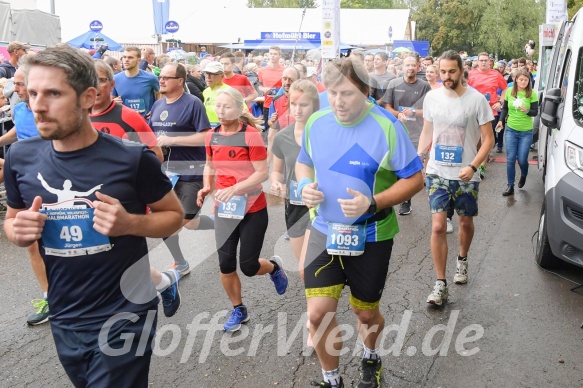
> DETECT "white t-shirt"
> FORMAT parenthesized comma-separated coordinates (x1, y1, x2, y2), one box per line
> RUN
(423, 87, 493, 182)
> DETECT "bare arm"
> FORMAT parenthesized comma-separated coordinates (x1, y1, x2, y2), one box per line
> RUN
(295, 161, 324, 208)
(245, 90, 259, 105)
(151, 145, 164, 162)
(384, 103, 401, 119)
(92, 190, 183, 238)
(417, 119, 434, 156)
(157, 130, 210, 147)
(269, 155, 286, 197)
(197, 155, 216, 207)
(4, 196, 47, 247)
(374, 172, 424, 210)
(0, 128, 17, 147)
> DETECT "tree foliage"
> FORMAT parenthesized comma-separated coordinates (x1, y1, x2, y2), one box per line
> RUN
(414, 0, 544, 59)
(568, 0, 583, 18)
(247, 0, 318, 7)
(340, 0, 395, 8)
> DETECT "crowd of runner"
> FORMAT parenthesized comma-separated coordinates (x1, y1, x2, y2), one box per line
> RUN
(0, 40, 538, 387)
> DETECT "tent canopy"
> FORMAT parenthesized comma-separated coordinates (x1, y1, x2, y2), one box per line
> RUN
(67, 31, 123, 51)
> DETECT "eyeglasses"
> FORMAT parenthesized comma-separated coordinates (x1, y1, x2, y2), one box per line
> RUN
(159, 76, 180, 81)
(98, 77, 110, 84)
(478, 59, 489, 62)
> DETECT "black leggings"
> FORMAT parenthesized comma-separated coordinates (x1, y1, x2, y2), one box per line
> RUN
(215, 207, 268, 276)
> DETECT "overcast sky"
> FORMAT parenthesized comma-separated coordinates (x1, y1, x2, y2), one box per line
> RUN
(34, 0, 250, 42)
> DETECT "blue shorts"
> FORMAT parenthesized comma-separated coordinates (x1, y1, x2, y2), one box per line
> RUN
(51, 311, 157, 388)
(425, 174, 479, 217)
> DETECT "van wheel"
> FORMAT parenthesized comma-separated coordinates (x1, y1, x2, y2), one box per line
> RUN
(535, 200, 560, 269)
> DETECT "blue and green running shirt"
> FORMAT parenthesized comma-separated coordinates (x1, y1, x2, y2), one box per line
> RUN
(297, 102, 423, 242)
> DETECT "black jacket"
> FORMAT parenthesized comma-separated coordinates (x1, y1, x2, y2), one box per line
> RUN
(186, 74, 206, 102)
(0, 61, 16, 78)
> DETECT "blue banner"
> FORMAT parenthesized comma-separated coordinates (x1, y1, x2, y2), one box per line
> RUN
(153, 0, 170, 35)
(261, 32, 320, 41)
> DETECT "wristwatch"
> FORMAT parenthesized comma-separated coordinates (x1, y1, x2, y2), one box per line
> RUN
(366, 196, 377, 215)
(411, 108, 417, 116)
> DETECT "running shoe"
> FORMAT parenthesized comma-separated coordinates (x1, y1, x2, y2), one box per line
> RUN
(446, 218, 453, 234)
(224, 305, 250, 332)
(357, 357, 382, 388)
(269, 255, 288, 295)
(311, 377, 344, 388)
(398, 201, 412, 215)
(454, 259, 468, 284)
(171, 261, 191, 276)
(479, 165, 486, 180)
(427, 281, 448, 306)
(160, 270, 181, 317)
(27, 298, 49, 325)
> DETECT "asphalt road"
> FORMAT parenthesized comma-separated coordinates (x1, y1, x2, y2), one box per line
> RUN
(1, 155, 582, 388)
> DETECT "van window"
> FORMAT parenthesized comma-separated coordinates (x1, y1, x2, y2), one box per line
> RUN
(574, 48, 583, 126)
(560, 50, 571, 101)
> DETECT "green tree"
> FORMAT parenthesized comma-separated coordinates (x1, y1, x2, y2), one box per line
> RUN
(247, 0, 318, 7)
(478, 0, 544, 59)
(340, 0, 395, 8)
(568, 0, 583, 18)
(414, 0, 544, 58)
(415, 0, 486, 55)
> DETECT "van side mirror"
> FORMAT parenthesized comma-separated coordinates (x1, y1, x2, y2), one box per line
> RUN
(540, 88, 562, 128)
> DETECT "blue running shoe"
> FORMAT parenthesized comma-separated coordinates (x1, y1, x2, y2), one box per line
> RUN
(160, 269, 181, 317)
(223, 305, 250, 332)
(269, 255, 288, 295)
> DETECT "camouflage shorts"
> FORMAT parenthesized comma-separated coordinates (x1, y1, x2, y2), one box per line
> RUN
(425, 174, 479, 217)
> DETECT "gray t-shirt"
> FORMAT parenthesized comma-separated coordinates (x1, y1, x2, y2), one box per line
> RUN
(423, 87, 494, 182)
(369, 71, 396, 101)
(382, 77, 431, 146)
(271, 122, 301, 195)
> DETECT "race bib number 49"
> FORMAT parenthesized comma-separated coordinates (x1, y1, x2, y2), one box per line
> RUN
(40, 208, 112, 257)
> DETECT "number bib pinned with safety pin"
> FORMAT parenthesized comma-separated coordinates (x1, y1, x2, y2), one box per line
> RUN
(289, 180, 305, 206)
(217, 195, 247, 220)
(434, 144, 463, 166)
(326, 223, 366, 256)
(40, 208, 112, 257)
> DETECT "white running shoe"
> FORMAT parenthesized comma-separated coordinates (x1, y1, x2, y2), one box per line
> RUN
(427, 281, 448, 306)
(446, 218, 453, 234)
(453, 259, 468, 284)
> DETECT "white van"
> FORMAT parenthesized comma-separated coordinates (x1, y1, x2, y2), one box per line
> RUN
(536, 8, 583, 268)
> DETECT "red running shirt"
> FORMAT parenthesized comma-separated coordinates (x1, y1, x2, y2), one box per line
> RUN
(205, 123, 267, 213)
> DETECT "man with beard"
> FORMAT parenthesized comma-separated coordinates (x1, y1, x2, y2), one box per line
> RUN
(112, 47, 160, 118)
(418, 50, 494, 306)
(382, 53, 431, 215)
(149, 63, 214, 275)
(3, 45, 183, 386)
